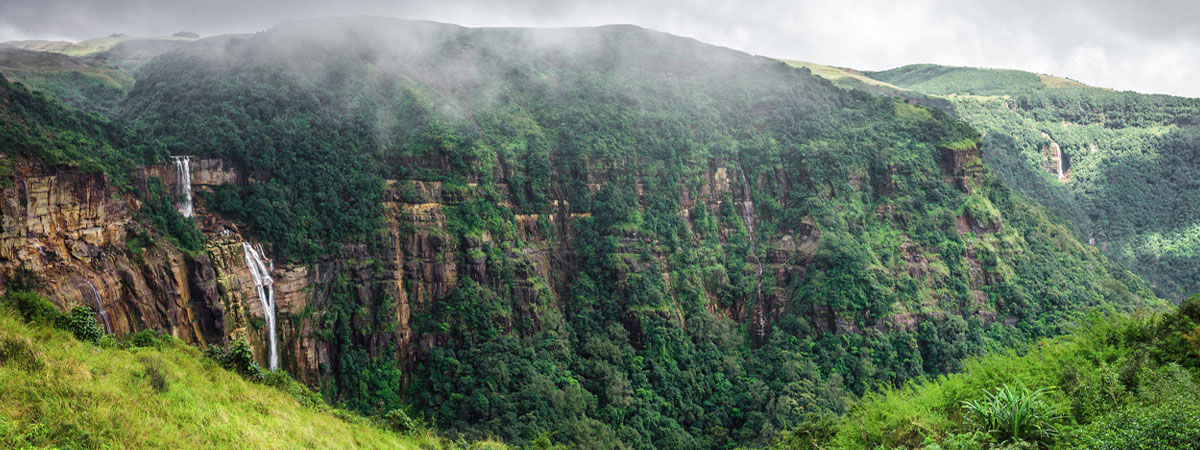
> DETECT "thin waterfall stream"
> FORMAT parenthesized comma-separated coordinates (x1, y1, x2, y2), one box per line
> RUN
(242, 242, 278, 370)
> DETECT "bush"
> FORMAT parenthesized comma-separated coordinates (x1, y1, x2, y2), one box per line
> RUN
(205, 340, 265, 380)
(66, 306, 105, 344)
(122, 329, 172, 349)
(3, 291, 63, 326)
(961, 385, 1060, 446)
(383, 409, 416, 433)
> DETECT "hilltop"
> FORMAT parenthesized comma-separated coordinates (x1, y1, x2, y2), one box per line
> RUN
(0, 47, 133, 114)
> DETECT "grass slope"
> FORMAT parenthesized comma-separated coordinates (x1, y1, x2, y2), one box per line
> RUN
(2, 36, 196, 58)
(0, 306, 445, 449)
(779, 297, 1200, 449)
(866, 64, 1089, 97)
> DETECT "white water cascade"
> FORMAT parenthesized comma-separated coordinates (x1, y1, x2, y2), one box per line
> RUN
(85, 281, 112, 333)
(242, 242, 278, 370)
(172, 156, 194, 217)
(1051, 141, 1065, 182)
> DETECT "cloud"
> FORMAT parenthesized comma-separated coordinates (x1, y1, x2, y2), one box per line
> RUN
(2, 0, 1197, 96)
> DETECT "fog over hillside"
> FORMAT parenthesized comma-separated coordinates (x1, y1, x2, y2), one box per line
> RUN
(1, 0, 1198, 97)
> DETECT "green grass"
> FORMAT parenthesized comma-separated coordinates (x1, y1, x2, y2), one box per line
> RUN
(776, 298, 1200, 449)
(0, 304, 452, 449)
(781, 60, 910, 91)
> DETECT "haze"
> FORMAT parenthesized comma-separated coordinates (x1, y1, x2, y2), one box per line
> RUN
(2, 0, 1198, 97)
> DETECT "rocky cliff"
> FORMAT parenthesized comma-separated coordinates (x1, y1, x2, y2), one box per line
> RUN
(0, 142, 1026, 390)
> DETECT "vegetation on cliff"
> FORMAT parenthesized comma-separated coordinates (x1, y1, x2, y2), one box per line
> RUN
(0, 75, 156, 183)
(861, 64, 1200, 301)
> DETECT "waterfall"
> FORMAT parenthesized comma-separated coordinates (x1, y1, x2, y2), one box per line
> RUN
(85, 281, 113, 334)
(172, 156, 194, 218)
(242, 242, 278, 371)
(1051, 141, 1065, 182)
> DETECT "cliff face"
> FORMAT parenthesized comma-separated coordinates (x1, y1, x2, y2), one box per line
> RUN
(0, 144, 1020, 387)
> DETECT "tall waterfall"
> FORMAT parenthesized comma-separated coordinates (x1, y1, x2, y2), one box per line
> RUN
(242, 242, 278, 370)
(85, 281, 112, 333)
(172, 156, 194, 218)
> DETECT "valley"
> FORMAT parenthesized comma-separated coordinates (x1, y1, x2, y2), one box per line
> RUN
(0, 14, 1196, 450)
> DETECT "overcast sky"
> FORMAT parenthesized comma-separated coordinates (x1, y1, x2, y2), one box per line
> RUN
(3, 0, 1198, 97)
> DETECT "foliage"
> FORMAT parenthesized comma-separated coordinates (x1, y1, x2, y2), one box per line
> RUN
(137, 177, 205, 255)
(860, 64, 1200, 301)
(0, 48, 133, 115)
(65, 306, 105, 344)
(961, 385, 1060, 446)
(0, 76, 158, 188)
(204, 339, 266, 380)
(806, 296, 1200, 449)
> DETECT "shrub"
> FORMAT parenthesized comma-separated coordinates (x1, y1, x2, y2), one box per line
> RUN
(3, 291, 63, 326)
(66, 306, 105, 344)
(383, 409, 416, 433)
(961, 385, 1060, 446)
(205, 340, 265, 380)
(122, 329, 172, 349)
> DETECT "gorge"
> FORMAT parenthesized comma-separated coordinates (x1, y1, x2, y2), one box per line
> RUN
(0, 14, 1195, 450)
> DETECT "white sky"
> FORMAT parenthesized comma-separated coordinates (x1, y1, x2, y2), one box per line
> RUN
(2, 0, 1198, 97)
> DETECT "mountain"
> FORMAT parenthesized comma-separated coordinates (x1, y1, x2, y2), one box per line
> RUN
(0, 17, 1163, 448)
(849, 64, 1200, 301)
(2, 34, 196, 72)
(0, 34, 196, 113)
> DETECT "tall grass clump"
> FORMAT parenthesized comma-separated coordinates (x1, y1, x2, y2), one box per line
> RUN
(962, 385, 1061, 446)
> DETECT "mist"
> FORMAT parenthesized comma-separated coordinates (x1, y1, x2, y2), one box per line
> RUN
(1, 0, 1198, 97)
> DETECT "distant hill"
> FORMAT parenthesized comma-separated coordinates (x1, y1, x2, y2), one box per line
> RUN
(789, 60, 1200, 301)
(867, 63, 1089, 96)
(0, 47, 133, 114)
(3, 35, 195, 74)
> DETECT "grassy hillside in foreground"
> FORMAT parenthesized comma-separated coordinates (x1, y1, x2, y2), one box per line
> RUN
(0, 295, 493, 449)
(771, 297, 1200, 449)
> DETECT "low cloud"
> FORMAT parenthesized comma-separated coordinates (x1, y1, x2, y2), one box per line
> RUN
(2, 0, 1197, 97)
